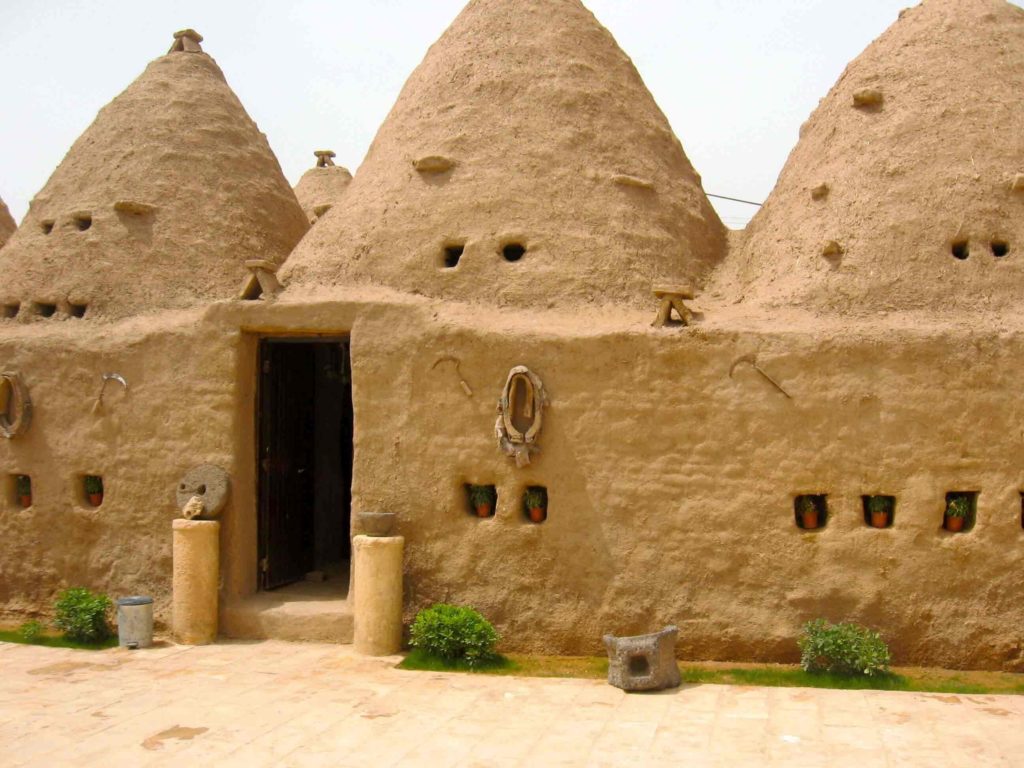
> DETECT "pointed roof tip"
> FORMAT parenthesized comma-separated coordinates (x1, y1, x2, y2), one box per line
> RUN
(281, 0, 726, 308)
(0, 32, 308, 319)
(168, 28, 204, 54)
(724, 0, 1024, 316)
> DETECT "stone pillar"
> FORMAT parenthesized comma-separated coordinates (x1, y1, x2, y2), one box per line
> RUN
(353, 535, 404, 655)
(172, 519, 220, 645)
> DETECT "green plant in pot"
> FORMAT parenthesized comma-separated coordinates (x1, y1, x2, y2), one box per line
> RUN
(945, 495, 971, 532)
(523, 487, 547, 523)
(15, 475, 31, 508)
(797, 495, 821, 530)
(866, 495, 892, 529)
(467, 484, 497, 518)
(84, 475, 104, 507)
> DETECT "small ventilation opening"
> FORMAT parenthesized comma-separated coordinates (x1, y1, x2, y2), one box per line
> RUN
(40, 220, 54, 235)
(951, 241, 970, 260)
(442, 244, 464, 269)
(795, 494, 828, 530)
(944, 491, 978, 533)
(67, 303, 87, 319)
(503, 243, 526, 262)
(992, 241, 1010, 258)
(82, 475, 104, 507)
(33, 303, 57, 318)
(863, 495, 895, 528)
(628, 655, 651, 677)
(465, 483, 497, 519)
(74, 214, 92, 231)
(1, 304, 19, 319)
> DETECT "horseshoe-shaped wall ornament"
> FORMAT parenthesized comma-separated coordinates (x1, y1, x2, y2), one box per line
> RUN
(0, 372, 32, 439)
(495, 365, 548, 467)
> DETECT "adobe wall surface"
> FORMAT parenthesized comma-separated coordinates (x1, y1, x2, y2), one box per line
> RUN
(1, 295, 1022, 670)
(233, 295, 1024, 671)
(0, 313, 239, 628)
(365, 309, 1023, 670)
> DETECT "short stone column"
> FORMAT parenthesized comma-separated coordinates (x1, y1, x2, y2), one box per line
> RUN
(353, 535, 404, 655)
(172, 519, 220, 645)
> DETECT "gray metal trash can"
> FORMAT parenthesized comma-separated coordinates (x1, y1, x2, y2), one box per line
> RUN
(117, 596, 154, 649)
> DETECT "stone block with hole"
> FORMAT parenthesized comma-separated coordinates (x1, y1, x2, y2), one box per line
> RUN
(603, 626, 681, 692)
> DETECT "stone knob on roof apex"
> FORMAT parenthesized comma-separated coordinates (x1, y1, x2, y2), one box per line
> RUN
(169, 29, 204, 54)
(314, 150, 336, 168)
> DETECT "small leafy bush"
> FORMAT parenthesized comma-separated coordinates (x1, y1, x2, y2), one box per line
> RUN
(18, 620, 44, 643)
(84, 475, 103, 495)
(799, 619, 891, 677)
(946, 495, 971, 519)
(54, 588, 112, 643)
(409, 604, 499, 668)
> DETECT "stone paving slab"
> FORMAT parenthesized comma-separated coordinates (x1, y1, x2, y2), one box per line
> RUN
(0, 639, 1022, 767)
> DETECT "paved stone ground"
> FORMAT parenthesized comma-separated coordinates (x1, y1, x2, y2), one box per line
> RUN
(1, 639, 1022, 767)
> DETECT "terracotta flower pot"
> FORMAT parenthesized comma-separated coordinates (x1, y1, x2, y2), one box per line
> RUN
(18, 494, 31, 509)
(870, 511, 889, 529)
(528, 507, 546, 523)
(944, 515, 965, 532)
(801, 510, 819, 530)
(476, 503, 493, 518)
(88, 492, 103, 507)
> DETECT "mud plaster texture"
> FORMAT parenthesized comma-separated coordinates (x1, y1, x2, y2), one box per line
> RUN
(280, 0, 727, 310)
(0, 50, 308, 320)
(2, 0, 1024, 672)
(0, 197, 15, 249)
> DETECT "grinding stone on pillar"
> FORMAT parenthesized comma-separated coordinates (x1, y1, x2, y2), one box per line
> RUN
(172, 519, 220, 645)
(353, 535, 404, 655)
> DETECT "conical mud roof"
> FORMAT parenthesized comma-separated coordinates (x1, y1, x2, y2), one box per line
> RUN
(723, 0, 1024, 316)
(0, 32, 308, 319)
(0, 197, 14, 249)
(294, 150, 353, 224)
(281, 0, 726, 309)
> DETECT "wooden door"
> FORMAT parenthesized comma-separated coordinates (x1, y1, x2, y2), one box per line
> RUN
(258, 341, 317, 589)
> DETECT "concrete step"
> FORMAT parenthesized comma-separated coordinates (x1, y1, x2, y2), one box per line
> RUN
(221, 580, 353, 644)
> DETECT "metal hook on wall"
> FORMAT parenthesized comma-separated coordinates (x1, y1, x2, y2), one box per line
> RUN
(92, 373, 129, 414)
(729, 355, 792, 399)
(431, 356, 473, 398)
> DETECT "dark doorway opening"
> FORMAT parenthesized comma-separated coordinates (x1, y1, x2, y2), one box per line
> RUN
(258, 338, 353, 591)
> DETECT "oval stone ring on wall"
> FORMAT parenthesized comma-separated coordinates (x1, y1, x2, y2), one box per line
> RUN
(0, 372, 32, 439)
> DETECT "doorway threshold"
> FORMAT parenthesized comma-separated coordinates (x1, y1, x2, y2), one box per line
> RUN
(222, 567, 353, 643)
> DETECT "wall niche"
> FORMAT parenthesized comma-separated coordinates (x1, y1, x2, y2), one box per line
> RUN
(794, 494, 828, 531)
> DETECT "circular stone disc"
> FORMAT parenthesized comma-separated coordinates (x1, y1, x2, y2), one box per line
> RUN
(175, 464, 230, 517)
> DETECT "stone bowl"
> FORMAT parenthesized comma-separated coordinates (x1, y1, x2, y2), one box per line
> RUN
(355, 512, 397, 537)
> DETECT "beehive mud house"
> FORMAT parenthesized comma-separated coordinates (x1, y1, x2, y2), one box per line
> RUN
(1, 0, 1023, 670)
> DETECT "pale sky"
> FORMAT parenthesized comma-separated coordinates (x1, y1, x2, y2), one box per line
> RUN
(2, 1, 1016, 229)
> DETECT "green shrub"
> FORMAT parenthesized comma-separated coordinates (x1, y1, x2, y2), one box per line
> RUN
(18, 620, 44, 643)
(409, 604, 499, 668)
(799, 619, 891, 677)
(54, 588, 112, 643)
(84, 475, 103, 495)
